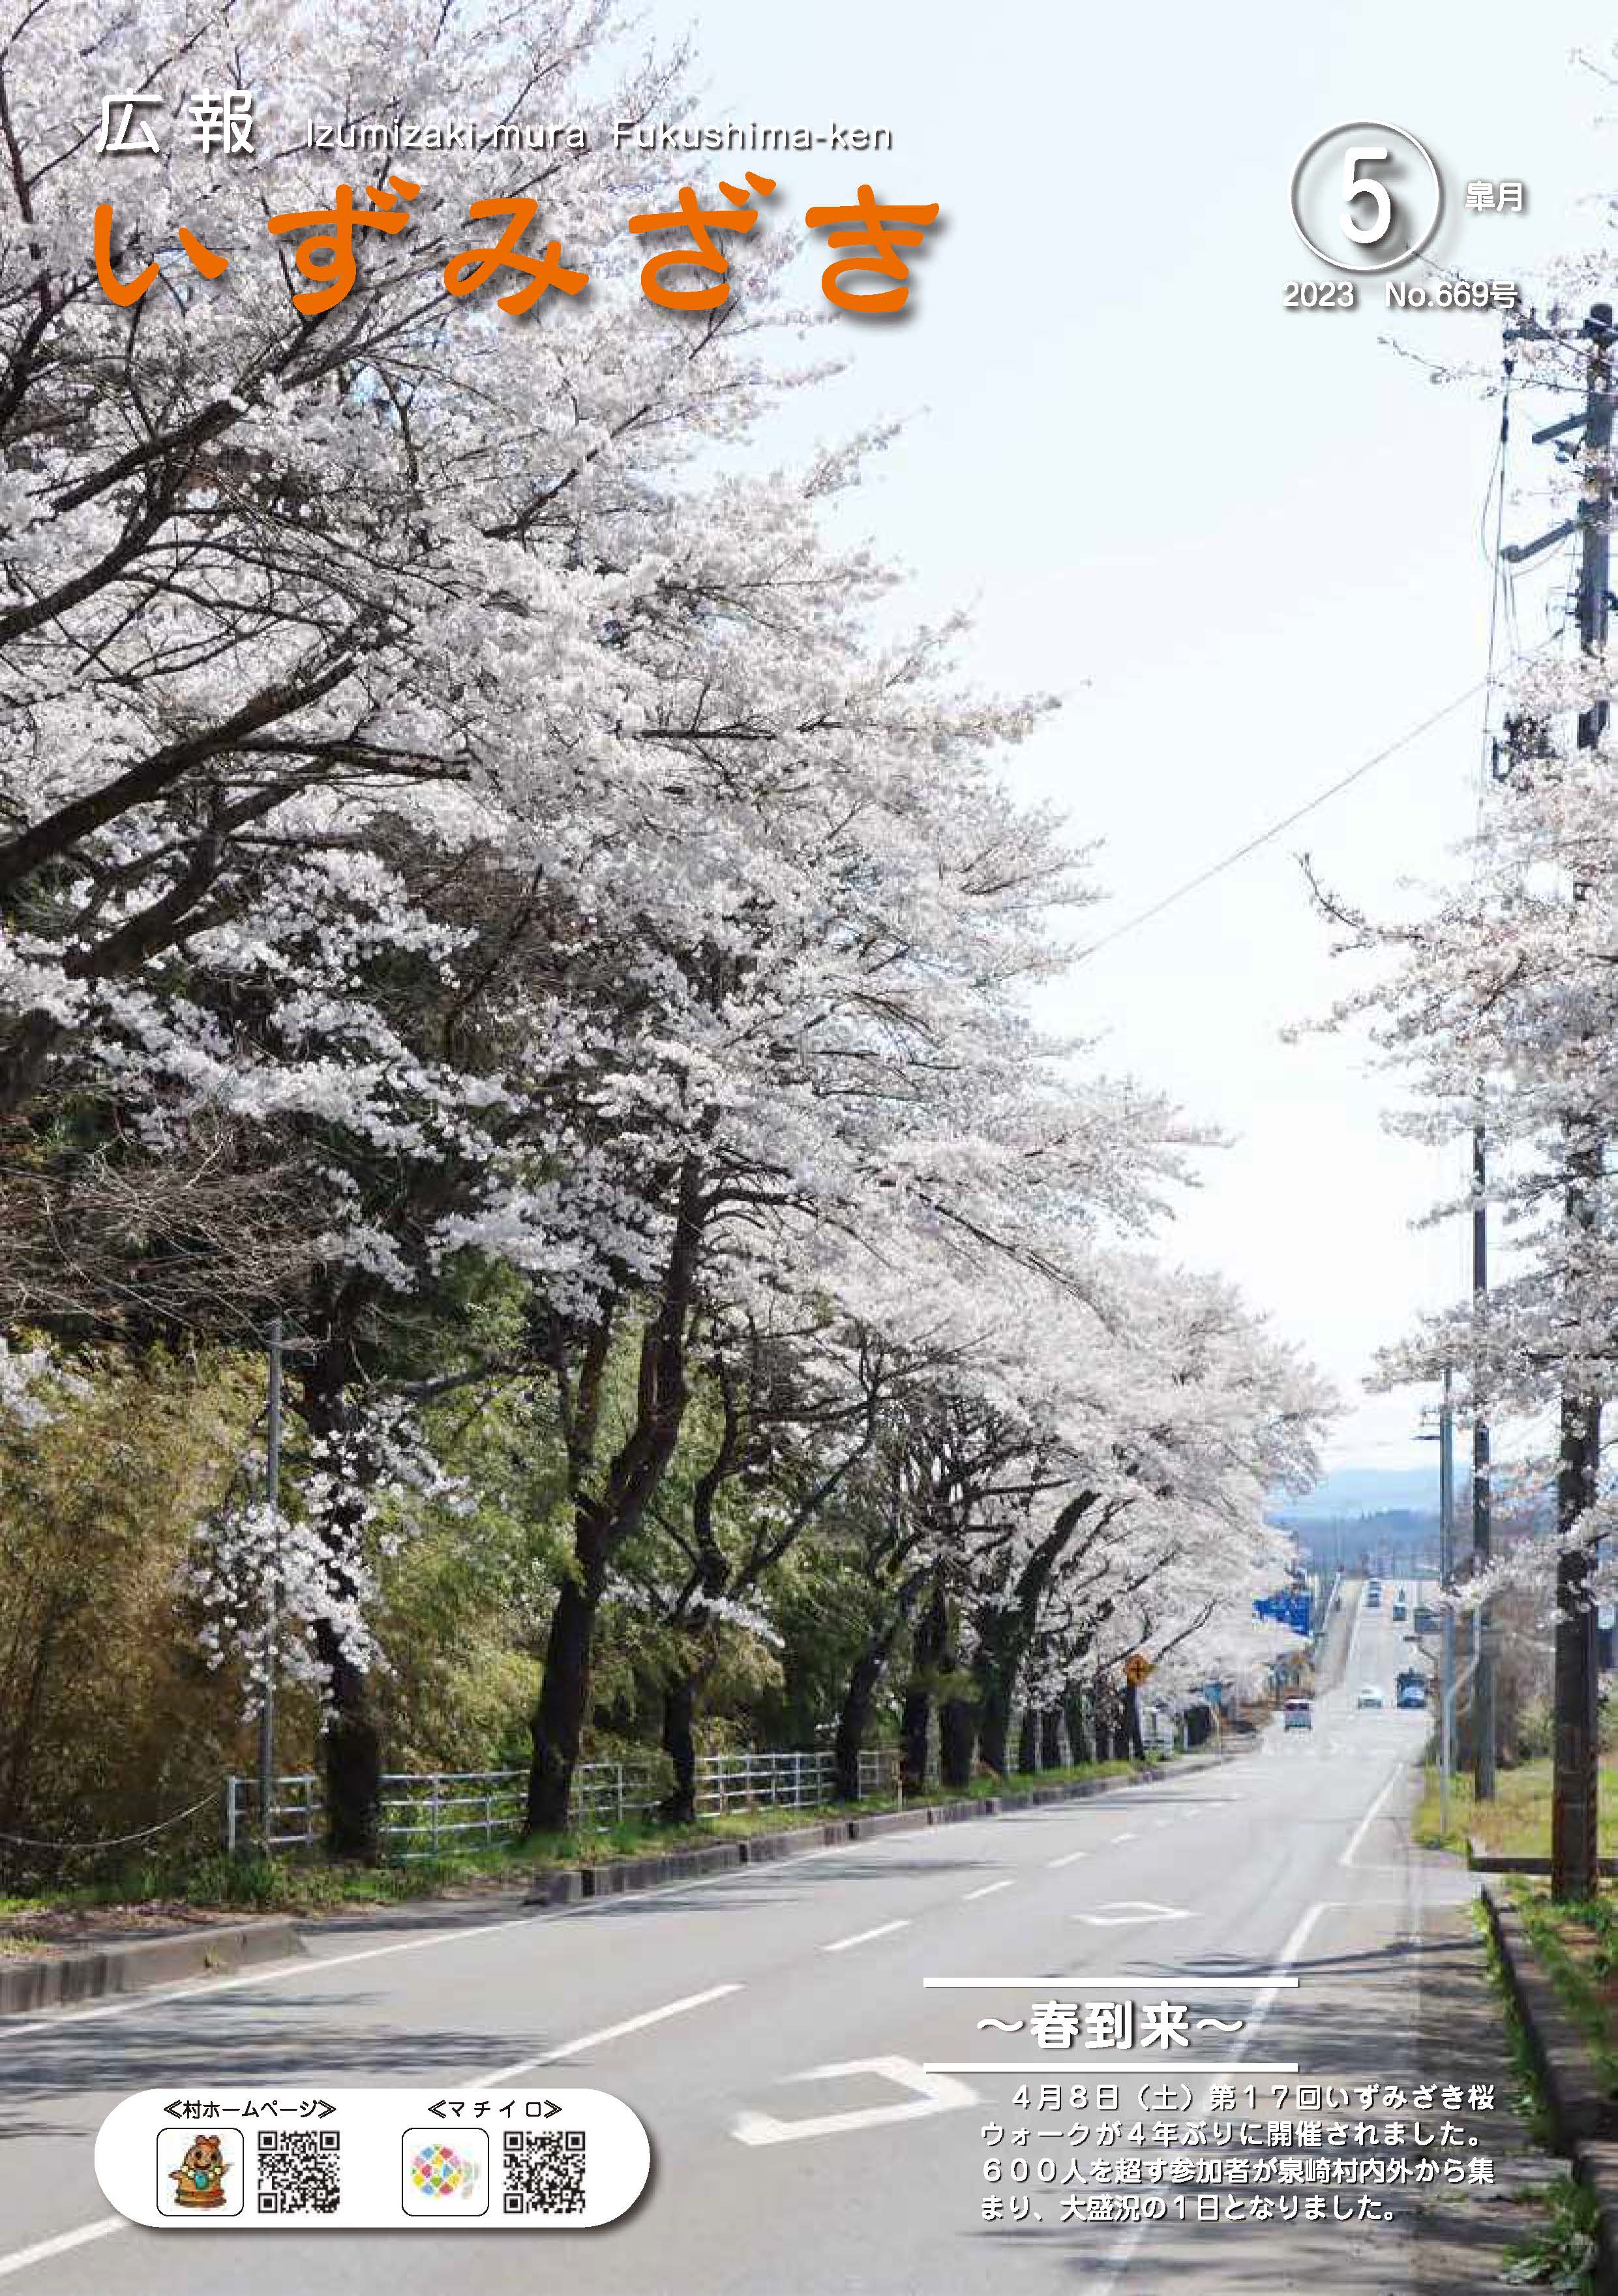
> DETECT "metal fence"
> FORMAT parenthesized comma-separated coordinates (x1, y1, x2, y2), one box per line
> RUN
(224, 1746, 900, 1862)
(222, 1772, 322, 1857)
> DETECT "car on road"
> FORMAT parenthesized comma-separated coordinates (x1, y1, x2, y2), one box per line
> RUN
(1366, 1584, 1381, 1609)
(1414, 1604, 1438, 1635)
(1392, 1597, 1407, 1620)
(1356, 1683, 1385, 1709)
(1396, 1672, 1428, 1710)
(1283, 1697, 1313, 1730)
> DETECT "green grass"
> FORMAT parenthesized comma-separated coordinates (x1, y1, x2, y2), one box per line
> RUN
(1501, 2171, 1600, 2291)
(1506, 1877, 1618, 2092)
(1475, 1896, 1555, 2149)
(1412, 1757, 1618, 1861)
(0, 1755, 1170, 1920)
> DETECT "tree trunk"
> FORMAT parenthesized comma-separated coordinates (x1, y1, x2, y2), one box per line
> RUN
(940, 1696, 976, 1791)
(835, 1647, 886, 1802)
(526, 1172, 707, 1834)
(899, 1684, 931, 1794)
(977, 1679, 1011, 1777)
(1040, 1706, 1064, 1770)
(1123, 1680, 1146, 1762)
(900, 1578, 948, 1794)
(526, 1571, 598, 1834)
(1016, 1707, 1040, 1775)
(659, 1669, 698, 1824)
(303, 1316, 383, 1863)
(316, 1620, 382, 1860)
(1064, 1685, 1092, 1766)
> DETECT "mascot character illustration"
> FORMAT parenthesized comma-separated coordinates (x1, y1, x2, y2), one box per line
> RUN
(168, 2133, 230, 2209)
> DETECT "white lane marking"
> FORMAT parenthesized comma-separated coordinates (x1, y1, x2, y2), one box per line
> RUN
(1047, 1849, 1088, 1869)
(1340, 1768, 1403, 1869)
(0, 2221, 125, 2282)
(824, 1919, 910, 1954)
(733, 2056, 976, 2145)
(1109, 1831, 1137, 1844)
(1230, 1902, 1329, 2064)
(477, 1983, 742, 2083)
(963, 1880, 1014, 1901)
(1071, 1901, 1191, 1927)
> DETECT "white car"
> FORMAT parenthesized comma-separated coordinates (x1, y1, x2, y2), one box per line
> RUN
(1356, 1684, 1385, 1710)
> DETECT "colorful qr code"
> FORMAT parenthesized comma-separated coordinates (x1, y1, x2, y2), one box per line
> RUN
(502, 2126, 586, 2214)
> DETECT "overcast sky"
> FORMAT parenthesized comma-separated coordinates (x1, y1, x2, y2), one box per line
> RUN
(661, 0, 1613, 1473)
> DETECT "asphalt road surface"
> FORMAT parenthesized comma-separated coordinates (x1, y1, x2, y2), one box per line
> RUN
(2, 1580, 1497, 2294)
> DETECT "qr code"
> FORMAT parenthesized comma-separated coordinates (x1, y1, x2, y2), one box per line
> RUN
(256, 2126, 341, 2214)
(502, 2127, 586, 2214)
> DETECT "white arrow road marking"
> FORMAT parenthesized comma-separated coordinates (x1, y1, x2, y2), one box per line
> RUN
(732, 2057, 978, 2146)
(1071, 1901, 1193, 1927)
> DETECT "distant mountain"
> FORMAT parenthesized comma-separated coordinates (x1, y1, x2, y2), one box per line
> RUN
(1270, 1466, 1439, 1521)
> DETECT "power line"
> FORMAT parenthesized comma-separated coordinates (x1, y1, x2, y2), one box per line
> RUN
(1073, 679, 1490, 966)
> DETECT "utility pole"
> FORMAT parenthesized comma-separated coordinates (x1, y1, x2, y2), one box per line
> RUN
(1439, 1366, 1456, 1843)
(256, 1315, 284, 1857)
(1551, 303, 1613, 1904)
(1473, 1121, 1496, 1800)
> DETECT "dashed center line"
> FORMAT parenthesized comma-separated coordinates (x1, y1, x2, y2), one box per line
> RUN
(1110, 1831, 1137, 1844)
(1047, 1849, 1088, 1869)
(963, 1879, 1015, 1901)
(824, 1919, 910, 1954)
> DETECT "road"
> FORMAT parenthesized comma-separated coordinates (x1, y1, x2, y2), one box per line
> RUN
(1, 1580, 1503, 2293)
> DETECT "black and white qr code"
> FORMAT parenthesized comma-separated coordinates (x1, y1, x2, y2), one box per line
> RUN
(256, 2126, 341, 2214)
(502, 2126, 586, 2214)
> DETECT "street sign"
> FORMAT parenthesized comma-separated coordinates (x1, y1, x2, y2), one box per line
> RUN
(1124, 1653, 1152, 1687)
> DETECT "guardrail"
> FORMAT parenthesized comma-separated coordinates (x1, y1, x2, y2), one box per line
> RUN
(225, 1747, 901, 1861)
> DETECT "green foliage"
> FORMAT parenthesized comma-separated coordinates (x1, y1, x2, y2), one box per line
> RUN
(0, 1347, 273, 1884)
(1501, 2173, 1599, 2291)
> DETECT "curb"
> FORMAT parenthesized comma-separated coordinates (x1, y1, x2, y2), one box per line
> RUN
(519, 1751, 1229, 1909)
(1480, 1879, 1618, 2284)
(0, 1916, 303, 2016)
(1469, 1835, 1618, 1879)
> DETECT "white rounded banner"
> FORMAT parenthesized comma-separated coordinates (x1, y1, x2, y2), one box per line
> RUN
(95, 2086, 651, 2229)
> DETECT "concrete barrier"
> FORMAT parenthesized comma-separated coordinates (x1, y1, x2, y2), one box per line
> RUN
(0, 1916, 303, 2016)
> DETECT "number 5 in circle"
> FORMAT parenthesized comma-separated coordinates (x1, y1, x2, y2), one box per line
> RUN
(1341, 146, 1392, 245)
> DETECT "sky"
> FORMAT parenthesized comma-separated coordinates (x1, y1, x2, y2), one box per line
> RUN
(646, 0, 1613, 1474)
